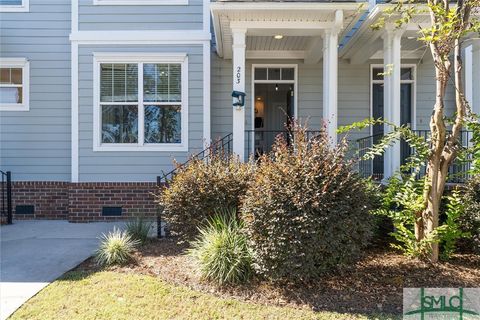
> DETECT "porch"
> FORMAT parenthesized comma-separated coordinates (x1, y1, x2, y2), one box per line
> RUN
(210, 1, 480, 181)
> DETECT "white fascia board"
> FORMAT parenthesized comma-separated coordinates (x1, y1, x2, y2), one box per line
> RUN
(70, 31, 211, 43)
(210, 2, 364, 12)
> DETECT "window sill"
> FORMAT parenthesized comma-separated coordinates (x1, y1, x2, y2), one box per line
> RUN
(93, 143, 188, 152)
(93, 0, 188, 5)
(0, 3, 29, 12)
(0, 104, 29, 111)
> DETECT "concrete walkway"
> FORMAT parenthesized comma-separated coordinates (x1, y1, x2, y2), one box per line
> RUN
(0, 220, 121, 319)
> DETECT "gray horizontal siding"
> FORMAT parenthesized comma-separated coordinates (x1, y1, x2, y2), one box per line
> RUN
(78, 45, 204, 182)
(416, 61, 455, 130)
(0, 0, 71, 181)
(78, 0, 203, 31)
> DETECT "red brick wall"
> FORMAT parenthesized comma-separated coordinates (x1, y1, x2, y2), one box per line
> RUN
(69, 182, 158, 222)
(10, 181, 160, 222)
(12, 182, 69, 220)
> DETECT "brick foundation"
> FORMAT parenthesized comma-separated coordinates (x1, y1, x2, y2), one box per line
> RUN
(12, 182, 69, 220)
(69, 182, 158, 222)
(10, 181, 159, 222)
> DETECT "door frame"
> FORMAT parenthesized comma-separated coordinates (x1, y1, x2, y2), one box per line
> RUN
(250, 64, 298, 154)
(369, 63, 417, 136)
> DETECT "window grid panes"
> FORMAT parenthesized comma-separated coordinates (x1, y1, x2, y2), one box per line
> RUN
(99, 61, 183, 146)
(0, 67, 23, 104)
(142, 63, 182, 144)
(254, 67, 295, 81)
(372, 67, 413, 81)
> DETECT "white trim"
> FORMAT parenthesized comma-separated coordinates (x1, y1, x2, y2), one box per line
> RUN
(203, 42, 211, 149)
(70, 31, 211, 44)
(250, 64, 298, 155)
(211, 2, 363, 12)
(0, 0, 28, 12)
(72, 0, 78, 33)
(0, 58, 29, 112)
(92, 53, 189, 152)
(93, 0, 188, 5)
(369, 63, 417, 135)
(71, 43, 79, 182)
(203, 0, 210, 34)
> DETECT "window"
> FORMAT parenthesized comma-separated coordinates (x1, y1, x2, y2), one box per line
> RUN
(0, 58, 29, 111)
(93, 53, 188, 151)
(0, 0, 29, 12)
(254, 67, 295, 81)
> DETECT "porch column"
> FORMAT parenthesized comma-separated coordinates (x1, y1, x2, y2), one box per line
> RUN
(322, 20, 341, 146)
(232, 28, 246, 160)
(469, 40, 480, 115)
(382, 26, 403, 181)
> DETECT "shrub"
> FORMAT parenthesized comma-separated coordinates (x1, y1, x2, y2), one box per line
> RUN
(188, 208, 253, 285)
(459, 176, 480, 253)
(241, 126, 374, 282)
(95, 227, 140, 266)
(158, 155, 254, 239)
(125, 217, 153, 245)
(437, 190, 470, 260)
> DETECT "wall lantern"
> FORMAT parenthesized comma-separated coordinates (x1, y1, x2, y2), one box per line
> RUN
(232, 91, 246, 109)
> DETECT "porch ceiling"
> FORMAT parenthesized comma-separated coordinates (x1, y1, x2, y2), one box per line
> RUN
(339, 4, 467, 64)
(211, 2, 367, 62)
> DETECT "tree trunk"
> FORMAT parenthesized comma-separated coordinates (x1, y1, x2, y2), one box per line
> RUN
(421, 43, 450, 262)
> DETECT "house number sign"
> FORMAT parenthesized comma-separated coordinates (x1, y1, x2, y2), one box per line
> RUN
(235, 66, 242, 85)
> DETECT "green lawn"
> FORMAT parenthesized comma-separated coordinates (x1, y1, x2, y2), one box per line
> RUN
(11, 271, 396, 320)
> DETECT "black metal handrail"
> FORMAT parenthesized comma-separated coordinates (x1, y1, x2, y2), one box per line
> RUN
(1, 170, 13, 225)
(356, 130, 474, 183)
(157, 133, 233, 185)
(245, 130, 323, 158)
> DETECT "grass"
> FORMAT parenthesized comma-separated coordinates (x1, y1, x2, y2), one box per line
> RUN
(10, 271, 395, 320)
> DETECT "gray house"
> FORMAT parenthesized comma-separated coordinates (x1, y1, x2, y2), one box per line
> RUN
(0, 0, 478, 221)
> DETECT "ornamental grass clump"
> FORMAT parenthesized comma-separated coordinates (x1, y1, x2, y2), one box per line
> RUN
(158, 154, 254, 239)
(242, 125, 375, 282)
(125, 217, 153, 245)
(95, 227, 140, 266)
(188, 208, 253, 285)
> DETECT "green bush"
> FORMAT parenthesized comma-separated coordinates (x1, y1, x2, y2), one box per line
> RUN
(95, 227, 140, 266)
(158, 155, 254, 239)
(459, 176, 480, 253)
(241, 127, 374, 282)
(188, 208, 253, 285)
(125, 217, 153, 245)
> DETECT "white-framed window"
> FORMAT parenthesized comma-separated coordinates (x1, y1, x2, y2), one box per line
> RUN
(0, 0, 29, 12)
(0, 58, 29, 111)
(93, 53, 188, 152)
(93, 0, 188, 5)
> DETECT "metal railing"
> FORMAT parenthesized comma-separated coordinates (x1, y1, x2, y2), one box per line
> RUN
(356, 130, 474, 183)
(157, 133, 233, 185)
(155, 133, 232, 238)
(1, 171, 12, 225)
(245, 130, 322, 159)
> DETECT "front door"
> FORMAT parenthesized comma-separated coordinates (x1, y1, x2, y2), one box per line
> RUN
(371, 67, 414, 178)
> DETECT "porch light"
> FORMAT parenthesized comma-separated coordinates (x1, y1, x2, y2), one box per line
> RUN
(274, 35, 284, 40)
(232, 90, 246, 109)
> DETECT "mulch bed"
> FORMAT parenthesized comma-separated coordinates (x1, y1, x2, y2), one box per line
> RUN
(76, 238, 480, 316)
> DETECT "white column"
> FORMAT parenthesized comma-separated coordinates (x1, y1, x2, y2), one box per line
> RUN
(323, 29, 339, 146)
(382, 27, 403, 181)
(232, 29, 246, 160)
(472, 40, 480, 115)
